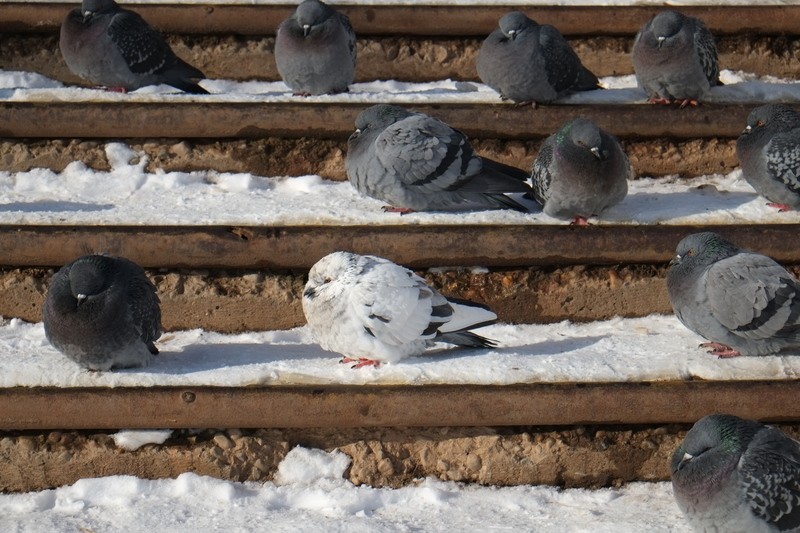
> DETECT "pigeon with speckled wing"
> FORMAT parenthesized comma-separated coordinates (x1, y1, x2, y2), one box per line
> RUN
(302, 251, 498, 368)
(345, 104, 533, 212)
(60, 0, 208, 93)
(274, 0, 356, 96)
(672, 414, 800, 532)
(632, 10, 720, 105)
(666, 232, 800, 357)
(737, 104, 800, 212)
(476, 11, 600, 105)
(43, 254, 162, 371)
(531, 117, 630, 223)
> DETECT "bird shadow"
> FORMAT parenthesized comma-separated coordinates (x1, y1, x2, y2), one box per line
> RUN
(132, 342, 328, 375)
(419, 334, 606, 362)
(0, 201, 115, 213)
(606, 188, 755, 222)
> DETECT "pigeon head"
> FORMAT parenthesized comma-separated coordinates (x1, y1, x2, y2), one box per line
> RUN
(67, 255, 115, 305)
(650, 10, 685, 48)
(741, 104, 800, 137)
(293, 0, 335, 37)
(81, 0, 118, 17)
(350, 104, 413, 141)
(669, 232, 740, 271)
(563, 118, 606, 161)
(303, 251, 363, 302)
(498, 11, 536, 40)
(671, 414, 761, 487)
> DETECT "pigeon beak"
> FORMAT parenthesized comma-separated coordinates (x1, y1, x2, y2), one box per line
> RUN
(82, 10, 93, 22)
(348, 128, 362, 142)
(303, 286, 317, 299)
(590, 146, 603, 160)
(76, 294, 88, 306)
(742, 125, 752, 135)
(675, 451, 694, 472)
(669, 254, 681, 267)
(657, 36, 666, 49)
(302, 24, 311, 37)
(507, 30, 517, 40)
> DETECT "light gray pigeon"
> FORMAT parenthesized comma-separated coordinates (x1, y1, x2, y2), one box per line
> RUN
(530, 117, 630, 224)
(60, 0, 208, 93)
(43, 254, 162, 371)
(672, 414, 800, 533)
(632, 10, 720, 107)
(736, 104, 800, 212)
(476, 11, 600, 106)
(302, 251, 498, 368)
(345, 104, 533, 213)
(666, 232, 800, 358)
(274, 0, 356, 96)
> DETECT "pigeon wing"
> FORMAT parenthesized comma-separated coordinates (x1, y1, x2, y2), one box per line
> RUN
(530, 137, 555, 206)
(108, 10, 174, 75)
(692, 19, 720, 85)
(766, 131, 800, 196)
(349, 260, 437, 346)
(374, 114, 480, 193)
(705, 253, 800, 340)
(739, 427, 800, 531)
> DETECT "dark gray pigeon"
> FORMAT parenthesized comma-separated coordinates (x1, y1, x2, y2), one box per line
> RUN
(672, 414, 800, 532)
(476, 11, 600, 106)
(666, 232, 800, 358)
(736, 104, 800, 212)
(274, 0, 356, 96)
(60, 0, 208, 93)
(632, 10, 720, 107)
(345, 104, 533, 213)
(531, 117, 630, 224)
(43, 254, 162, 371)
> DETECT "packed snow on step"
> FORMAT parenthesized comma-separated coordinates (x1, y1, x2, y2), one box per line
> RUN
(0, 141, 797, 226)
(1, 69, 799, 105)
(0, 445, 691, 533)
(1, 314, 799, 388)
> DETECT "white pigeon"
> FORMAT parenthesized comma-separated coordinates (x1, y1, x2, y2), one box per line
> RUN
(302, 252, 498, 368)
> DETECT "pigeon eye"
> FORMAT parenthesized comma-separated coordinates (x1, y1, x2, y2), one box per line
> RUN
(686, 249, 694, 256)
(323, 277, 332, 284)
(756, 120, 765, 127)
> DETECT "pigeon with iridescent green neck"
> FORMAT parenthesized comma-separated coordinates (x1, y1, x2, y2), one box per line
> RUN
(672, 414, 800, 532)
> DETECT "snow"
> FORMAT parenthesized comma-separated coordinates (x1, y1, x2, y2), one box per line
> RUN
(5, 70, 800, 106)
(3, 69, 800, 226)
(111, 430, 174, 451)
(0, 446, 692, 532)
(2, 314, 799, 388)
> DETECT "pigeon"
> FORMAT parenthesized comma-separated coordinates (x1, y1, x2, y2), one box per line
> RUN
(476, 11, 600, 106)
(671, 414, 800, 533)
(666, 231, 800, 358)
(43, 254, 162, 371)
(531, 117, 630, 224)
(302, 251, 498, 368)
(60, 0, 209, 93)
(274, 0, 356, 96)
(345, 104, 533, 213)
(632, 10, 720, 107)
(736, 104, 800, 212)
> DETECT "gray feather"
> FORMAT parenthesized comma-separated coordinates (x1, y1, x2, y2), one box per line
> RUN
(476, 11, 599, 105)
(666, 232, 800, 356)
(672, 414, 800, 532)
(530, 117, 629, 220)
(737, 104, 800, 210)
(632, 10, 720, 103)
(43, 254, 162, 371)
(345, 104, 533, 212)
(274, 0, 356, 95)
(59, 0, 207, 93)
